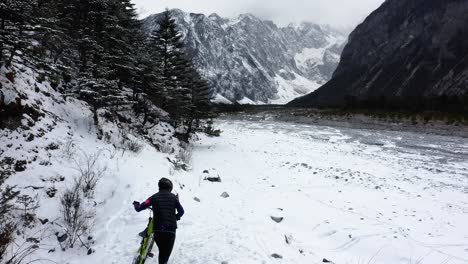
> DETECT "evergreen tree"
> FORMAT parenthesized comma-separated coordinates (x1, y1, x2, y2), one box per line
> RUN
(184, 63, 213, 138)
(1, 1, 213, 141)
(55, 0, 141, 131)
(147, 9, 212, 130)
(147, 10, 186, 117)
(0, 0, 37, 68)
(132, 31, 161, 127)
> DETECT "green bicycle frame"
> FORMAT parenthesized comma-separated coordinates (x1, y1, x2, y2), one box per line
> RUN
(134, 216, 155, 264)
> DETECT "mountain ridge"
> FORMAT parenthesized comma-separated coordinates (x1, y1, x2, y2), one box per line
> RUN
(289, 0, 468, 110)
(142, 10, 346, 104)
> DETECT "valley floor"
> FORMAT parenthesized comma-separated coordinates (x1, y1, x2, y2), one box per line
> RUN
(50, 117, 468, 264)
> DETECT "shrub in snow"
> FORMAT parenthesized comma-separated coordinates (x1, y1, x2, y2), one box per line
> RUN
(16, 194, 39, 228)
(59, 181, 90, 248)
(73, 151, 107, 198)
(61, 138, 77, 160)
(6, 71, 15, 83)
(158, 141, 174, 154)
(176, 143, 192, 167)
(0, 186, 19, 260)
(167, 157, 189, 171)
(45, 142, 60, 151)
(14, 160, 27, 172)
(0, 158, 41, 263)
(202, 119, 222, 137)
(115, 134, 144, 155)
(125, 138, 143, 154)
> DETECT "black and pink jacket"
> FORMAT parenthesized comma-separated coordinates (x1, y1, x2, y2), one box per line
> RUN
(134, 190, 184, 233)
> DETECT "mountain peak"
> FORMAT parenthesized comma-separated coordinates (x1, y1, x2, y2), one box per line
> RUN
(289, 0, 468, 108)
(142, 11, 346, 104)
(237, 13, 260, 21)
(168, 8, 184, 14)
(208, 13, 221, 19)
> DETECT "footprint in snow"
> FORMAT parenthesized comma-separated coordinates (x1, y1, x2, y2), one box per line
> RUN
(320, 230, 337, 237)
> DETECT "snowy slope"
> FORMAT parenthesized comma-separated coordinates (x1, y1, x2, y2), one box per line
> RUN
(4, 65, 468, 264)
(0, 65, 180, 263)
(171, 119, 468, 264)
(66, 117, 468, 264)
(142, 10, 347, 104)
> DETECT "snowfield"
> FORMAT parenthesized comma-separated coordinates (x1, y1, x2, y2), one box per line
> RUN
(84, 118, 468, 264)
(3, 84, 468, 264)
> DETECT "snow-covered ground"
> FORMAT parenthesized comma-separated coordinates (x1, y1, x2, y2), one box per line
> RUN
(86, 118, 468, 264)
(4, 78, 468, 264)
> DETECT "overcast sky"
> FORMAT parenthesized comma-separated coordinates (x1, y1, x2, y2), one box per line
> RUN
(132, 0, 385, 29)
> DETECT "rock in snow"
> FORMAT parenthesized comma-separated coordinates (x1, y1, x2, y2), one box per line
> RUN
(220, 192, 230, 198)
(204, 176, 222, 182)
(271, 216, 284, 223)
(56, 233, 68, 243)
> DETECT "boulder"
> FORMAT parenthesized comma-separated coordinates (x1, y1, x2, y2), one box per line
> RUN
(271, 216, 284, 223)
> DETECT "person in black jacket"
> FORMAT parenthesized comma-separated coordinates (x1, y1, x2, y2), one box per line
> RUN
(133, 178, 184, 264)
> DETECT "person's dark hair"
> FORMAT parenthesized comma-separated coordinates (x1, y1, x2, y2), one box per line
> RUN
(158, 178, 173, 191)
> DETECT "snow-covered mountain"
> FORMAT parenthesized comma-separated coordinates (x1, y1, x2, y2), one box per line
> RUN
(142, 10, 347, 104)
(289, 0, 468, 108)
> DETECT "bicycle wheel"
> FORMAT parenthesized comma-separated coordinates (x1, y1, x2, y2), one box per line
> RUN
(141, 233, 155, 263)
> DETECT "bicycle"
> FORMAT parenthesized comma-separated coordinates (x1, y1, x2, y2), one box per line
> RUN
(132, 209, 155, 264)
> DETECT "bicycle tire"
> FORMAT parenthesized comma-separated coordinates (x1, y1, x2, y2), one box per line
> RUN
(141, 233, 155, 263)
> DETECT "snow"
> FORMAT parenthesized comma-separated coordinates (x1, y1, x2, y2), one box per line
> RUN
(241, 58, 255, 73)
(270, 72, 321, 104)
(211, 93, 233, 104)
(4, 65, 468, 264)
(295, 46, 327, 70)
(170, 119, 468, 264)
(0, 64, 179, 263)
(237, 97, 265, 105)
(16, 115, 466, 264)
(294, 34, 345, 74)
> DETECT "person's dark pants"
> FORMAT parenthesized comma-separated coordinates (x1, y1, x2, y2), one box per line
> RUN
(154, 231, 176, 264)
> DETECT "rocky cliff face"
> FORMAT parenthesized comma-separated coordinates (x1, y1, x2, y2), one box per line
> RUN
(142, 10, 346, 104)
(289, 0, 468, 107)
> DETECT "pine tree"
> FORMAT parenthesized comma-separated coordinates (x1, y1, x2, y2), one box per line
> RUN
(147, 10, 186, 114)
(146, 9, 214, 138)
(180, 63, 213, 136)
(55, 0, 141, 132)
(1, 1, 213, 141)
(147, 10, 206, 127)
(132, 31, 161, 127)
(0, 0, 37, 68)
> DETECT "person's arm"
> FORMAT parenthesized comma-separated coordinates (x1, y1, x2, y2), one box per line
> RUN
(175, 199, 184, 220)
(133, 197, 152, 212)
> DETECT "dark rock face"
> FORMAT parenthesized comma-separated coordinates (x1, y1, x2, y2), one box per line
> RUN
(289, 0, 468, 107)
(142, 10, 346, 104)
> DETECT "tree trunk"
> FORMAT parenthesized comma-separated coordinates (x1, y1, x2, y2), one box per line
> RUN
(6, 44, 17, 68)
(92, 104, 103, 140)
(184, 118, 193, 142)
(6, 25, 24, 68)
(142, 104, 148, 127)
(0, 18, 5, 67)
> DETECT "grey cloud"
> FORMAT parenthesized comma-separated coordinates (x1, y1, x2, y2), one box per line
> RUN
(132, 0, 385, 28)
